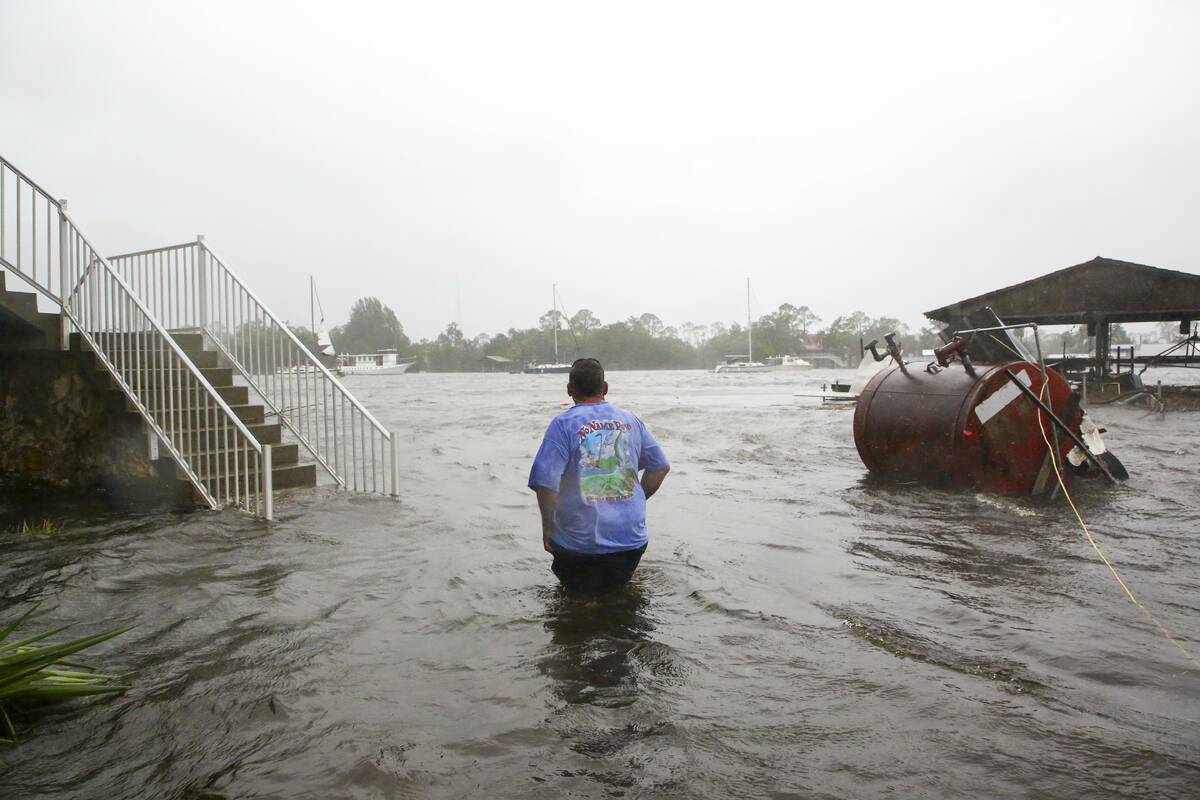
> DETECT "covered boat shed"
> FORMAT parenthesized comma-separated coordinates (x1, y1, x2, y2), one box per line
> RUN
(480, 354, 516, 373)
(926, 256, 1200, 375)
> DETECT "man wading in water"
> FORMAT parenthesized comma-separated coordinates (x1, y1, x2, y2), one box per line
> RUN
(528, 358, 670, 592)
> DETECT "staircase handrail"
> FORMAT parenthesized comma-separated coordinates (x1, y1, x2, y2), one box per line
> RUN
(107, 239, 399, 496)
(0, 155, 65, 305)
(111, 239, 388, 438)
(198, 241, 393, 438)
(60, 211, 272, 518)
(2, 153, 275, 518)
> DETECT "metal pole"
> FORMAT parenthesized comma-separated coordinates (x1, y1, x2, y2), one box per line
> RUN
(746, 277, 752, 362)
(390, 433, 400, 497)
(262, 444, 273, 521)
(197, 235, 208, 333)
(58, 200, 69, 349)
(1004, 369, 1120, 485)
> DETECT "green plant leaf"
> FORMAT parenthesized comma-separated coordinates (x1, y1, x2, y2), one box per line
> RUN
(0, 603, 43, 645)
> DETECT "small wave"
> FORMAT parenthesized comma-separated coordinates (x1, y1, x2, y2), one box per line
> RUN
(824, 604, 1051, 695)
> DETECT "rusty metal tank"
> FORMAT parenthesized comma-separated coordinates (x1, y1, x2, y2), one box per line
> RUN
(853, 360, 1081, 495)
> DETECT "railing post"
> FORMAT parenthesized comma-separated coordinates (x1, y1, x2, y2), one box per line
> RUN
(58, 199, 70, 349)
(197, 234, 208, 333)
(390, 434, 400, 497)
(262, 444, 273, 521)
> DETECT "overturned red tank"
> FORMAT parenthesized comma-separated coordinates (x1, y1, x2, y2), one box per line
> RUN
(853, 359, 1081, 496)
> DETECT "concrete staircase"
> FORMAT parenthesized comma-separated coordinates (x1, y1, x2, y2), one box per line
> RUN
(0, 270, 61, 350)
(69, 329, 318, 500)
(2, 154, 397, 517)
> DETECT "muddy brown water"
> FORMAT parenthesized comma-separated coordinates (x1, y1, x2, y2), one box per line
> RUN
(2, 369, 1198, 799)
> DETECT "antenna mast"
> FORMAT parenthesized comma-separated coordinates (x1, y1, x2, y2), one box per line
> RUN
(747, 277, 752, 362)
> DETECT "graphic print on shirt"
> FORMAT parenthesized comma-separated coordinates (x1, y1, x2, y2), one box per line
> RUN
(577, 419, 638, 501)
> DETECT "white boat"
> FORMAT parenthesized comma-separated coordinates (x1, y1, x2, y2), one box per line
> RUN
(714, 355, 773, 373)
(713, 278, 774, 373)
(524, 283, 573, 374)
(767, 354, 815, 370)
(522, 362, 572, 374)
(310, 276, 340, 372)
(281, 278, 344, 375)
(338, 349, 416, 375)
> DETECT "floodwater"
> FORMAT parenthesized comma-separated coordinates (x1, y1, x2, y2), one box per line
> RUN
(2, 369, 1198, 799)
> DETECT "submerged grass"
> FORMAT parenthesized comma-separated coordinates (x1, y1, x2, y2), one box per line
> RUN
(13, 519, 67, 536)
(0, 603, 131, 745)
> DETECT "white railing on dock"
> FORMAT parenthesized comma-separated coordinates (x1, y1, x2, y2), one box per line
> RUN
(1, 154, 273, 518)
(107, 238, 399, 496)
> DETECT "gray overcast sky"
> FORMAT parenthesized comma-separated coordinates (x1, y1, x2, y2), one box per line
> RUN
(2, 1, 1198, 340)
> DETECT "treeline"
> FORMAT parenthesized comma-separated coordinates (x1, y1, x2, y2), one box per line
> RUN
(288, 297, 946, 372)
(282, 297, 1161, 372)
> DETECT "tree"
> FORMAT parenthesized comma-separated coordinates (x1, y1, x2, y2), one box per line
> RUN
(796, 305, 821, 335)
(336, 297, 409, 356)
(1154, 320, 1191, 342)
(288, 324, 319, 353)
(570, 309, 602, 333)
(636, 313, 665, 337)
(1109, 323, 1132, 345)
(679, 322, 706, 347)
(539, 308, 566, 331)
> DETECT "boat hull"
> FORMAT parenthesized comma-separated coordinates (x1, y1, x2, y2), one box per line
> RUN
(713, 364, 774, 373)
(340, 362, 414, 375)
(522, 365, 572, 374)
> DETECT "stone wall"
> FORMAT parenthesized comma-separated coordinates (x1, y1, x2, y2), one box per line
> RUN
(0, 351, 171, 497)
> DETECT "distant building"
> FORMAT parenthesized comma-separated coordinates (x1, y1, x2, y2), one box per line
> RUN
(480, 355, 516, 373)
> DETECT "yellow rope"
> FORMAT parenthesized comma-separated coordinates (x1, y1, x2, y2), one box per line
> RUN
(953, 333, 1198, 668)
(1030, 375, 1200, 671)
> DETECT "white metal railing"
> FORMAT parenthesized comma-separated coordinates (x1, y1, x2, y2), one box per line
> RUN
(0, 157, 64, 304)
(1, 154, 273, 518)
(107, 238, 399, 495)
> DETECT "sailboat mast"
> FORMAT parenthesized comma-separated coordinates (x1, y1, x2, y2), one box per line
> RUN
(553, 283, 559, 361)
(747, 277, 752, 362)
(310, 276, 315, 335)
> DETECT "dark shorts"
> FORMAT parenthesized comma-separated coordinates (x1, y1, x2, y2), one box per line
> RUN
(551, 545, 646, 593)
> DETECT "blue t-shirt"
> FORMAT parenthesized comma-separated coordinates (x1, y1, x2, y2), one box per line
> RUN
(528, 401, 669, 555)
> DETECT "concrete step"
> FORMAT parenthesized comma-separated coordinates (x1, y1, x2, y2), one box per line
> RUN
(0, 276, 61, 349)
(70, 332, 221, 368)
(106, 366, 234, 388)
(112, 381, 247, 407)
(164, 443, 299, 475)
(174, 422, 282, 448)
(167, 331, 205, 350)
(119, 398, 266, 426)
(187, 462, 317, 491)
(1, 288, 38, 317)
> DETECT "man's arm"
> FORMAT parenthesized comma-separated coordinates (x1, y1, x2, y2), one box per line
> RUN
(535, 486, 559, 552)
(641, 465, 670, 500)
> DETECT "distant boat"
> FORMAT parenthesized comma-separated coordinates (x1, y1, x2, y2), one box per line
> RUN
(310, 276, 340, 373)
(338, 349, 416, 375)
(766, 354, 815, 370)
(714, 355, 774, 373)
(524, 283, 573, 374)
(522, 363, 572, 374)
(713, 278, 773, 373)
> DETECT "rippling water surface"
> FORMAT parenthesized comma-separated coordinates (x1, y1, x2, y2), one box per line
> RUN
(2, 369, 1198, 799)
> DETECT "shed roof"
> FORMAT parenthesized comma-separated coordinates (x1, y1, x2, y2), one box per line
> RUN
(481, 354, 515, 363)
(925, 257, 1200, 326)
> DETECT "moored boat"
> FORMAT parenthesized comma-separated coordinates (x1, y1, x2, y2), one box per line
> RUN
(338, 349, 416, 375)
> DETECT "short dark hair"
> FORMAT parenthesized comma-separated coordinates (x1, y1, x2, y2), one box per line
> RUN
(569, 358, 605, 396)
